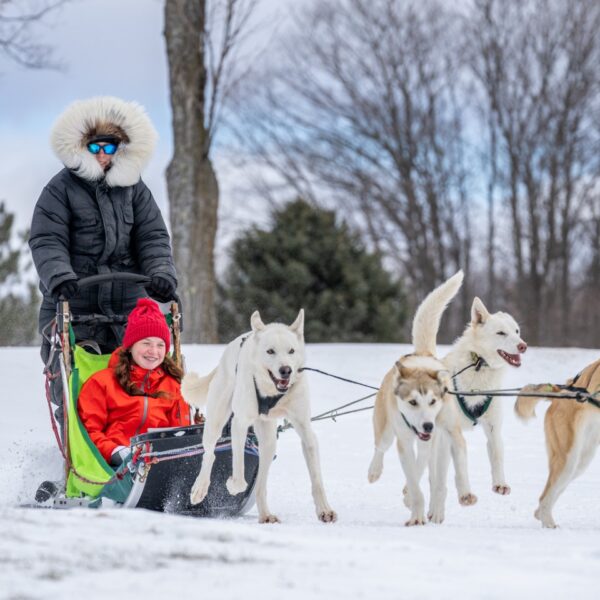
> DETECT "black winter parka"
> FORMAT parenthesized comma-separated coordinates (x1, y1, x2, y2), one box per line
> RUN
(29, 167, 177, 335)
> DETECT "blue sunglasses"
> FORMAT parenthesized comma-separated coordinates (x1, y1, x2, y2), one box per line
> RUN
(87, 142, 119, 155)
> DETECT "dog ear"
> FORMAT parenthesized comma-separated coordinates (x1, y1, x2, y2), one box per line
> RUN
(395, 360, 412, 380)
(250, 310, 266, 332)
(436, 369, 451, 390)
(290, 308, 304, 337)
(471, 297, 490, 325)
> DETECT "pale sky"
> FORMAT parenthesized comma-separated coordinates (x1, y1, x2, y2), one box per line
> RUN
(0, 0, 294, 257)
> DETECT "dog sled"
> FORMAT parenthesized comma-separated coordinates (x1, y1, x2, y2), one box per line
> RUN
(37, 272, 259, 516)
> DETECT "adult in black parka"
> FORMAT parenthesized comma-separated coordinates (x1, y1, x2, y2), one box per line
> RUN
(29, 96, 178, 360)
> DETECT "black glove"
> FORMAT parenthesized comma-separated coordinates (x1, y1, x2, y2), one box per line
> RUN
(52, 279, 79, 301)
(147, 275, 175, 303)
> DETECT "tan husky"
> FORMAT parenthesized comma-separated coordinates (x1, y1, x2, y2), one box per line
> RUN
(368, 271, 463, 526)
(515, 359, 600, 528)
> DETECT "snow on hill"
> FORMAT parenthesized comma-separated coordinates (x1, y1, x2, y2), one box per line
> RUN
(1, 344, 599, 599)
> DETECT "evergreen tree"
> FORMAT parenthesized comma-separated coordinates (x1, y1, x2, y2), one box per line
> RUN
(219, 200, 407, 342)
(0, 202, 39, 345)
(0, 202, 19, 286)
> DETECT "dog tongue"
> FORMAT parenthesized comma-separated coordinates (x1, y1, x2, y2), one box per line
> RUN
(499, 349, 522, 367)
(509, 353, 521, 366)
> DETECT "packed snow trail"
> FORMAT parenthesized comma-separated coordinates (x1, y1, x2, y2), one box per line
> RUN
(1, 345, 599, 599)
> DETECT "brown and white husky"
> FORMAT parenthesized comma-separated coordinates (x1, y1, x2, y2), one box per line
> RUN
(515, 359, 600, 528)
(367, 271, 463, 526)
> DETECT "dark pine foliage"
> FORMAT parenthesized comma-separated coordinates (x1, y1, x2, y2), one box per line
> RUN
(0, 202, 39, 345)
(218, 199, 407, 342)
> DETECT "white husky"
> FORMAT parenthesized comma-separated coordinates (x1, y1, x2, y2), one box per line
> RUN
(368, 271, 462, 525)
(181, 309, 337, 524)
(427, 297, 528, 523)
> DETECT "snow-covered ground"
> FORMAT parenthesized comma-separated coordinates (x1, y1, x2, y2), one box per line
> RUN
(1, 344, 600, 600)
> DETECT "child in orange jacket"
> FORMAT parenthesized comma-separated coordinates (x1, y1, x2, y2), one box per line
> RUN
(78, 298, 191, 465)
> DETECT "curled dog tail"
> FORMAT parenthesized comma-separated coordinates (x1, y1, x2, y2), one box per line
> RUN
(412, 270, 464, 356)
(514, 384, 558, 421)
(181, 368, 216, 409)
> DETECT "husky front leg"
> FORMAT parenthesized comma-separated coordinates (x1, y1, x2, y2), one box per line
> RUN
(226, 413, 252, 496)
(403, 438, 431, 508)
(428, 429, 450, 523)
(395, 438, 426, 526)
(368, 419, 394, 483)
(253, 419, 280, 523)
(287, 413, 337, 522)
(449, 428, 477, 506)
(481, 415, 510, 495)
(415, 438, 431, 483)
(190, 386, 233, 505)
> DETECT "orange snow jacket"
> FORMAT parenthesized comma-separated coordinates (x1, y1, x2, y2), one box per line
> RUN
(77, 348, 191, 461)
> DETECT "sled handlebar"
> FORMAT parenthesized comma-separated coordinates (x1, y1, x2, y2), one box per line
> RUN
(58, 272, 181, 311)
(77, 273, 152, 289)
(58, 273, 181, 305)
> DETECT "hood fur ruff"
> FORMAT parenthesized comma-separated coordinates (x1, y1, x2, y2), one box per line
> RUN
(50, 96, 158, 187)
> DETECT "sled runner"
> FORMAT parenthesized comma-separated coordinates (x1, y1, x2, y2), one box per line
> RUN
(38, 272, 259, 516)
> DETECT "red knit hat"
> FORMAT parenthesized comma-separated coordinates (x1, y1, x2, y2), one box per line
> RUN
(122, 298, 170, 352)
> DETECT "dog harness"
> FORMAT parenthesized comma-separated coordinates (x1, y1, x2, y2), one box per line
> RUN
(253, 378, 286, 415)
(452, 355, 494, 425)
(563, 371, 600, 410)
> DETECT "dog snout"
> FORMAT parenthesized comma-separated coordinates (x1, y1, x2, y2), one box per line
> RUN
(423, 422, 434, 433)
(518, 342, 527, 353)
(279, 365, 292, 379)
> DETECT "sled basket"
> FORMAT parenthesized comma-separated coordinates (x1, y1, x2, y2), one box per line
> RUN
(126, 423, 259, 516)
(43, 272, 260, 517)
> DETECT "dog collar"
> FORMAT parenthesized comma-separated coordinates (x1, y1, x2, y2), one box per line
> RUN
(470, 353, 489, 371)
(401, 412, 419, 436)
(254, 378, 286, 415)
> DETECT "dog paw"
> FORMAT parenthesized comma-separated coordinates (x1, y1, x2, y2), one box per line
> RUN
(405, 516, 426, 527)
(226, 476, 248, 496)
(190, 478, 209, 505)
(493, 484, 511, 495)
(535, 507, 557, 528)
(259, 514, 281, 524)
(367, 461, 382, 483)
(428, 510, 444, 524)
(459, 493, 478, 506)
(318, 509, 337, 523)
(367, 469, 381, 483)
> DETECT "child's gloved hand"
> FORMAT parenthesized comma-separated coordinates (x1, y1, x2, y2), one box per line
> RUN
(148, 275, 175, 303)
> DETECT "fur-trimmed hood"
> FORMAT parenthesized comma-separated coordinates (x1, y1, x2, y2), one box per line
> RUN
(50, 96, 158, 187)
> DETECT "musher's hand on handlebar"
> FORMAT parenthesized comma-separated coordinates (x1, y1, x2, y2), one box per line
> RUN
(53, 278, 79, 301)
(147, 275, 175, 303)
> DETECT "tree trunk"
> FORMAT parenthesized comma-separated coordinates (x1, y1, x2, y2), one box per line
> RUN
(164, 0, 218, 343)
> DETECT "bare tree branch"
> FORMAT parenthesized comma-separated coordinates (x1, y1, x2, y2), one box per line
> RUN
(230, 0, 473, 336)
(468, 0, 600, 344)
(0, 0, 68, 69)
